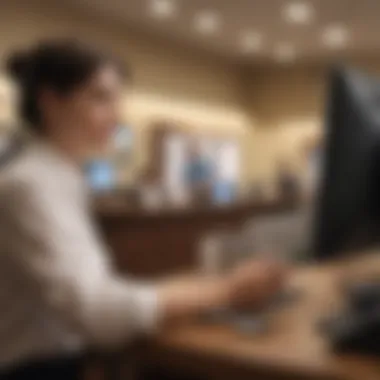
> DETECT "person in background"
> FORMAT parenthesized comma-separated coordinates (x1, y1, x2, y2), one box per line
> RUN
(276, 159, 301, 202)
(303, 137, 323, 202)
(186, 139, 214, 204)
(254, 144, 323, 263)
(138, 166, 163, 209)
(0, 39, 286, 379)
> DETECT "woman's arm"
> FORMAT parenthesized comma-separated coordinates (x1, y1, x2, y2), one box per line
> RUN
(3, 177, 285, 348)
(157, 260, 286, 324)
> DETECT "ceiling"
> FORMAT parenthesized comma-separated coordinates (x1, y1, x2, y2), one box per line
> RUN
(68, 0, 380, 64)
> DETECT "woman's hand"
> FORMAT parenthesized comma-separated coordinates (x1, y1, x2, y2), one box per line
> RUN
(226, 260, 287, 309)
(158, 259, 288, 323)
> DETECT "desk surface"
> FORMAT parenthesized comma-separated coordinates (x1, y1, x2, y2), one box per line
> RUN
(145, 256, 380, 380)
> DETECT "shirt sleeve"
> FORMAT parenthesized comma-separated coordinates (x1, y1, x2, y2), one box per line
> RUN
(2, 178, 161, 347)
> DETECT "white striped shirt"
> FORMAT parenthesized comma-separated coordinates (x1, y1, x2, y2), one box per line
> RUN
(0, 139, 159, 368)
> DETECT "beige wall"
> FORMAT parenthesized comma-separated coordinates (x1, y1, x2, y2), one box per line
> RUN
(0, 0, 253, 184)
(245, 61, 380, 186)
(244, 65, 327, 185)
(2, 0, 380, 188)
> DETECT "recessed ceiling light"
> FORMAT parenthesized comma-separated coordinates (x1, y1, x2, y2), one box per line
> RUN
(322, 24, 349, 49)
(274, 43, 296, 63)
(283, 1, 314, 25)
(240, 31, 263, 54)
(149, 0, 176, 19)
(194, 10, 221, 35)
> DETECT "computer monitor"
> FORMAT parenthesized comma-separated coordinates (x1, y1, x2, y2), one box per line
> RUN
(313, 67, 380, 259)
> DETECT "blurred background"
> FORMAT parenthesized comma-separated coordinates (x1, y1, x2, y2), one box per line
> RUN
(1, 0, 378, 287)
(2, 2, 380, 379)
(1, 0, 359, 201)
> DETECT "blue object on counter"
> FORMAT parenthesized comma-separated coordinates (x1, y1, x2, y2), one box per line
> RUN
(85, 160, 115, 192)
(213, 181, 236, 205)
(186, 158, 213, 185)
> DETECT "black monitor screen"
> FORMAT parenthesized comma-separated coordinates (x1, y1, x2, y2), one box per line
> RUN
(313, 67, 380, 259)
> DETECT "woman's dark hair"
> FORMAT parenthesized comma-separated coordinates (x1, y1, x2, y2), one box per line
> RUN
(6, 39, 128, 133)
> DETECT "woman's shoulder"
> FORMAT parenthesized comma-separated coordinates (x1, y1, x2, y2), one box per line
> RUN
(0, 143, 59, 202)
(0, 160, 68, 218)
(0, 159, 41, 207)
(0, 138, 88, 209)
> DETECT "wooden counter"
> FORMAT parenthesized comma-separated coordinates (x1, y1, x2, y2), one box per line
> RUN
(96, 198, 298, 277)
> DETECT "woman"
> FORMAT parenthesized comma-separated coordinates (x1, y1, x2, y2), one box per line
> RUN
(0, 39, 285, 379)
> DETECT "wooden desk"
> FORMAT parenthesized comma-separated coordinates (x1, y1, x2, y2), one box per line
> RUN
(142, 257, 380, 380)
(97, 198, 297, 277)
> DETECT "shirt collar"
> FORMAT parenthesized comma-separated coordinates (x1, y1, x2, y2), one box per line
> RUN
(27, 136, 88, 190)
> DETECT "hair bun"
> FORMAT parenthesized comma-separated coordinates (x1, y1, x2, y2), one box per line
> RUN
(6, 50, 32, 83)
